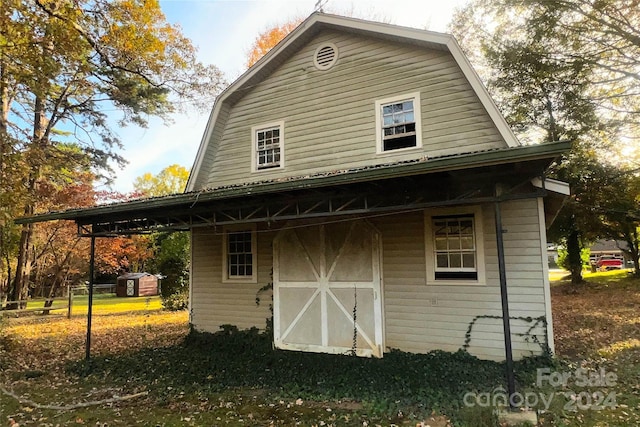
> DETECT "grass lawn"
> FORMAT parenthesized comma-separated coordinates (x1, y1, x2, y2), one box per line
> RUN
(1, 294, 163, 317)
(1, 276, 638, 426)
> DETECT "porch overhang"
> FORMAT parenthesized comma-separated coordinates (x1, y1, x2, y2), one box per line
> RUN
(16, 141, 571, 236)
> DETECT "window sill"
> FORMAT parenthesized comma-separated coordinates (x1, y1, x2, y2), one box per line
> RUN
(376, 145, 423, 156)
(426, 279, 486, 286)
(252, 165, 285, 173)
(222, 277, 258, 284)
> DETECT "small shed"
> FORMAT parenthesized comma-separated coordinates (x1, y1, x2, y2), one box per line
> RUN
(116, 273, 158, 297)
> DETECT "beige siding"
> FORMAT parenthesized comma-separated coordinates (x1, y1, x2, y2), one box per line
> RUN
(199, 30, 507, 190)
(372, 199, 549, 361)
(190, 199, 550, 361)
(190, 227, 274, 333)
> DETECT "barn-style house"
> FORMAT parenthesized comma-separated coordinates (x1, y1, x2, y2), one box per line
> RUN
(18, 13, 570, 365)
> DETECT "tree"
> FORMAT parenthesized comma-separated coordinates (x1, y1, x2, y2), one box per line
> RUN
(591, 167, 640, 275)
(245, 18, 303, 68)
(148, 232, 189, 310)
(1, 0, 224, 308)
(134, 164, 190, 310)
(133, 164, 189, 197)
(450, 0, 638, 283)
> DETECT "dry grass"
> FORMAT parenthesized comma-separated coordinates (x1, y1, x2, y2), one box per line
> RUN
(2, 278, 639, 426)
(551, 273, 640, 360)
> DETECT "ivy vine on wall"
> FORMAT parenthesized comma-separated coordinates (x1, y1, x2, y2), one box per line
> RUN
(462, 315, 551, 356)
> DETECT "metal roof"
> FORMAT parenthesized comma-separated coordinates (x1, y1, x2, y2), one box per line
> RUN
(15, 141, 570, 236)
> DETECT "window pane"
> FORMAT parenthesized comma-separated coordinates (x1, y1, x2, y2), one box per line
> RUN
(448, 236, 461, 250)
(463, 253, 475, 268)
(402, 100, 413, 111)
(448, 223, 460, 234)
(449, 253, 462, 268)
(434, 221, 446, 233)
(436, 254, 449, 268)
(461, 236, 474, 249)
(383, 105, 392, 115)
(405, 111, 414, 122)
(435, 237, 448, 250)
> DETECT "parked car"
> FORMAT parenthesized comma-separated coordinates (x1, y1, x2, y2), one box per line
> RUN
(595, 256, 624, 271)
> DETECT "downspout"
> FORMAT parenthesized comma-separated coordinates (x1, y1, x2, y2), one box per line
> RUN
(494, 185, 516, 406)
(85, 235, 95, 360)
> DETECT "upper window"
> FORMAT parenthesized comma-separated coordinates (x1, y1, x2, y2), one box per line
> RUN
(222, 225, 257, 283)
(375, 92, 422, 153)
(424, 206, 485, 285)
(252, 121, 284, 172)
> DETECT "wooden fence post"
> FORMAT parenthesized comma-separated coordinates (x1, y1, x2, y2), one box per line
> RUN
(67, 284, 73, 319)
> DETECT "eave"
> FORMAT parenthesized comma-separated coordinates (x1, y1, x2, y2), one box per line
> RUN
(15, 141, 570, 235)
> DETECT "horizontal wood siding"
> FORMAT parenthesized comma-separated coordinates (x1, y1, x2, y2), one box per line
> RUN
(372, 199, 549, 361)
(200, 30, 506, 189)
(190, 227, 273, 333)
(190, 200, 549, 361)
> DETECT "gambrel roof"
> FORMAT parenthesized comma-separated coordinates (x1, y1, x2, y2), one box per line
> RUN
(186, 12, 521, 192)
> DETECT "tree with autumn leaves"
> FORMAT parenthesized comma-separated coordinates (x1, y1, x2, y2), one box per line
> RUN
(0, 0, 224, 307)
(450, 0, 640, 282)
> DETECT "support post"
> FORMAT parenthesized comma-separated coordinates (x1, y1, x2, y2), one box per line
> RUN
(85, 236, 95, 361)
(494, 192, 516, 406)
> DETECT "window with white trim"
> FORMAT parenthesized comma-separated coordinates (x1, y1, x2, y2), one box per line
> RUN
(425, 207, 485, 284)
(375, 92, 422, 153)
(252, 121, 284, 172)
(433, 215, 477, 280)
(222, 226, 257, 283)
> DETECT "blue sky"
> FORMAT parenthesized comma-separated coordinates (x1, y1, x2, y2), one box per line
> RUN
(110, 0, 468, 193)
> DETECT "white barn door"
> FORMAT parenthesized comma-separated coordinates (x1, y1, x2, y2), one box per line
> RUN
(273, 221, 383, 357)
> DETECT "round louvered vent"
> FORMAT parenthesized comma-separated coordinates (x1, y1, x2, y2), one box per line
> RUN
(313, 43, 338, 70)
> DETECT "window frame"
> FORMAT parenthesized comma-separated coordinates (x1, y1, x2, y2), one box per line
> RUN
(375, 92, 422, 154)
(424, 206, 486, 285)
(251, 121, 285, 173)
(222, 224, 257, 284)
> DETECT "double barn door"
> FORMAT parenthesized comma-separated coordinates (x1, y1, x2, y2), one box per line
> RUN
(273, 221, 383, 357)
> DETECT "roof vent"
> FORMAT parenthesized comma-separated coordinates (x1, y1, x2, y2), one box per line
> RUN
(313, 43, 338, 70)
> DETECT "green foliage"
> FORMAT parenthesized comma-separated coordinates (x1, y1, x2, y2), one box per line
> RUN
(148, 232, 189, 311)
(557, 246, 590, 271)
(132, 165, 191, 310)
(70, 328, 552, 424)
(1, 0, 224, 308)
(463, 315, 550, 355)
(133, 164, 190, 197)
(450, 0, 640, 284)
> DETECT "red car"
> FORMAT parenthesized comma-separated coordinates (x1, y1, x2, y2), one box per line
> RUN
(595, 257, 624, 271)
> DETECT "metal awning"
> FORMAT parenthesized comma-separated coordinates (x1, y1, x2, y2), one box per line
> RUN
(13, 140, 570, 399)
(16, 141, 570, 235)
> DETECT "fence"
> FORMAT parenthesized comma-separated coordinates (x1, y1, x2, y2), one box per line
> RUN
(0, 283, 115, 318)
